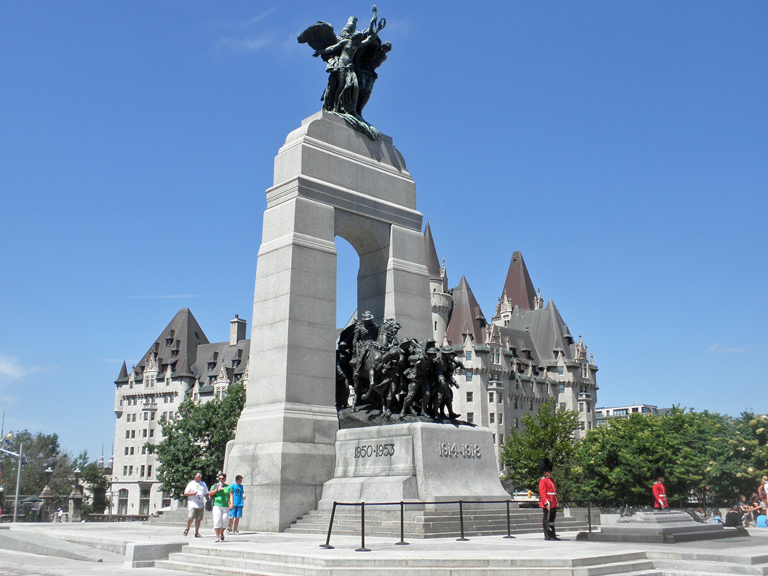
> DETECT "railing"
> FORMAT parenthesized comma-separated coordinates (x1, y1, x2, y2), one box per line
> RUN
(318, 497, 737, 550)
(319, 499, 593, 551)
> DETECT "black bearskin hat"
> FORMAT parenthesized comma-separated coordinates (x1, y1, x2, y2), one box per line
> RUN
(652, 466, 665, 480)
(539, 458, 553, 475)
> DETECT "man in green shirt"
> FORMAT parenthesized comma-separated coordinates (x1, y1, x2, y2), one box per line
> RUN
(208, 472, 231, 542)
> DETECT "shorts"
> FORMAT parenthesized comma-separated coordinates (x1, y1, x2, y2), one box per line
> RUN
(213, 506, 229, 529)
(187, 507, 204, 521)
(229, 506, 243, 519)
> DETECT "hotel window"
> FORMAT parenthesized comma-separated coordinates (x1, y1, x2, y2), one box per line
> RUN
(499, 434, 503, 444)
(514, 418, 519, 428)
(490, 413, 495, 424)
(118, 490, 128, 515)
(498, 413, 503, 424)
(466, 371, 473, 382)
(559, 384, 565, 394)
(489, 392, 494, 403)
(466, 391, 473, 402)
(467, 412, 474, 423)
(497, 394, 502, 404)
(558, 366, 564, 375)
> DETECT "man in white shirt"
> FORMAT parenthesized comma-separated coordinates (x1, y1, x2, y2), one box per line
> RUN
(183, 471, 208, 537)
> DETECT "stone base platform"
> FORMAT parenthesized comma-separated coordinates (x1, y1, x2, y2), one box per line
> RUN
(318, 421, 509, 508)
(577, 510, 749, 543)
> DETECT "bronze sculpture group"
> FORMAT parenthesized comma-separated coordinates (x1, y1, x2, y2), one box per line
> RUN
(298, 5, 390, 140)
(336, 312, 463, 422)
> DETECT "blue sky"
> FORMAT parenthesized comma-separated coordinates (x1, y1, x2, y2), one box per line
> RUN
(1, 1, 766, 460)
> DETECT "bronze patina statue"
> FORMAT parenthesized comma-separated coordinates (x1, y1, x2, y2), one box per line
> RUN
(298, 5, 389, 140)
(337, 313, 463, 423)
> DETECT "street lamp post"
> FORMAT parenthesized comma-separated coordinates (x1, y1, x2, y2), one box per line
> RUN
(14, 444, 23, 522)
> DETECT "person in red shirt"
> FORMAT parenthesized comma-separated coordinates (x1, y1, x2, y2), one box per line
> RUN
(538, 458, 560, 540)
(652, 466, 669, 509)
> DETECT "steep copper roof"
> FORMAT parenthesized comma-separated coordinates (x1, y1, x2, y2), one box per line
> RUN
(504, 299, 575, 362)
(114, 361, 129, 384)
(445, 276, 487, 345)
(502, 251, 536, 311)
(133, 308, 210, 378)
(423, 221, 442, 280)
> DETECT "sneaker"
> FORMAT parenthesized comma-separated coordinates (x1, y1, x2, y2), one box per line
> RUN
(234, 530, 239, 535)
(226, 527, 232, 534)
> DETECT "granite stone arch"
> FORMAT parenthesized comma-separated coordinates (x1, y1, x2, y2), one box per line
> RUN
(225, 111, 432, 532)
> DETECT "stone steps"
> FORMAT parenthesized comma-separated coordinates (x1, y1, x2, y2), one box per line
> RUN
(157, 546, 655, 576)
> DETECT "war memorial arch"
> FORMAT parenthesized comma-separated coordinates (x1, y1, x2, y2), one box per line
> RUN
(223, 6, 508, 533)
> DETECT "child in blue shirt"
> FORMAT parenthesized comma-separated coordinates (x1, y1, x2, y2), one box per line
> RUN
(227, 475, 246, 534)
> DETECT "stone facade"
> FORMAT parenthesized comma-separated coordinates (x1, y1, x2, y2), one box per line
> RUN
(110, 309, 249, 516)
(425, 232, 599, 472)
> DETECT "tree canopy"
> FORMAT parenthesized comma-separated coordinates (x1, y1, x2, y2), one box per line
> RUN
(500, 398, 581, 500)
(0, 431, 107, 516)
(148, 382, 246, 498)
(501, 404, 767, 507)
(571, 408, 763, 505)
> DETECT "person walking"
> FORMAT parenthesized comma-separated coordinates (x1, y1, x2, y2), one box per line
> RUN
(208, 472, 231, 542)
(183, 471, 208, 537)
(538, 458, 560, 540)
(227, 475, 246, 534)
(652, 467, 669, 509)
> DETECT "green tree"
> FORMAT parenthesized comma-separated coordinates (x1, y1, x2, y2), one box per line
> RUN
(148, 382, 246, 498)
(572, 408, 759, 505)
(0, 431, 73, 509)
(71, 451, 109, 516)
(500, 399, 580, 500)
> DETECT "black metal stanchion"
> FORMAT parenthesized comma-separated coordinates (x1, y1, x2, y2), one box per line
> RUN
(396, 501, 409, 545)
(320, 502, 337, 549)
(356, 502, 370, 552)
(588, 501, 592, 533)
(457, 500, 469, 541)
(504, 500, 515, 538)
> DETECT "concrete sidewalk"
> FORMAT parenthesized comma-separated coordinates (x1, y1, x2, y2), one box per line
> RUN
(1, 521, 768, 575)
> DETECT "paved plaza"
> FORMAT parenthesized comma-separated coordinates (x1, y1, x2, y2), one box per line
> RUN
(2, 521, 768, 575)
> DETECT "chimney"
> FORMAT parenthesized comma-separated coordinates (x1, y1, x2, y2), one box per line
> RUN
(230, 314, 247, 345)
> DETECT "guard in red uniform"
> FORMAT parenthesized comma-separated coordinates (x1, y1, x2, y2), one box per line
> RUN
(538, 458, 560, 540)
(652, 466, 669, 509)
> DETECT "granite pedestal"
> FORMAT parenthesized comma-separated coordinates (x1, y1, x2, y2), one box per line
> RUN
(225, 111, 433, 532)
